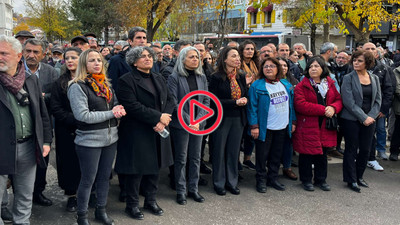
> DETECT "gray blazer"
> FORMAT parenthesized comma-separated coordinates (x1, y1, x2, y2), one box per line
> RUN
(38, 63, 59, 106)
(167, 71, 210, 130)
(340, 70, 382, 123)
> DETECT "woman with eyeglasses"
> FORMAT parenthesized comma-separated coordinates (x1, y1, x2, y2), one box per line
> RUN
(247, 57, 296, 193)
(292, 56, 343, 192)
(167, 46, 209, 205)
(115, 46, 174, 219)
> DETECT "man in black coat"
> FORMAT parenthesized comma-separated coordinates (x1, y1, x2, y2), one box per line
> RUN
(0, 35, 52, 225)
(160, 40, 191, 81)
(23, 38, 59, 207)
(108, 26, 147, 91)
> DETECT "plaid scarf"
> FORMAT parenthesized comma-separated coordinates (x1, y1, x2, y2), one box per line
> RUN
(0, 61, 25, 95)
(227, 68, 241, 100)
(85, 73, 112, 103)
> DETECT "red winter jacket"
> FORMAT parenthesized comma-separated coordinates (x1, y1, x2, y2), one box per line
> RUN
(292, 77, 343, 155)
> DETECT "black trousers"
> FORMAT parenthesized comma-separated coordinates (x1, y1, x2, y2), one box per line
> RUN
(34, 154, 49, 195)
(125, 174, 159, 208)
(255, 128, 286, 182)
(298, 148, 328, 184)
(342, 119, 376, 183)
(390, 115, 400, 155)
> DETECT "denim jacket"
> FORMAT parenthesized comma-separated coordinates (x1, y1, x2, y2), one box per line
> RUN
(247, 78, 296, 142)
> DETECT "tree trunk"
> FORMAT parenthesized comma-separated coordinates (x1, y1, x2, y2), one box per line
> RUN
(104, 26, 109, 46)
(323, 23, 329, 42)
(311, 23, 316, 54)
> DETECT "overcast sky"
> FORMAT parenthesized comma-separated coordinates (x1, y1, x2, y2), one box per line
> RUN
(13, 0, 26, 14)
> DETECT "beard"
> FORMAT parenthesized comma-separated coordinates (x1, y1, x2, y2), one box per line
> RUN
(0, 61, 9, 72)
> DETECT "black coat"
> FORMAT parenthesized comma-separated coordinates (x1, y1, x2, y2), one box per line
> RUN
(208, 71, 248, 126)
(115, 67, 175, 175)
(0, 71, 52, 175)
(108, 49, 132, 91)
(50, 73, 80, 191)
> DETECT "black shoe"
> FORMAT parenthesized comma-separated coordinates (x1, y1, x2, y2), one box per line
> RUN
(176, 194, 187, 205)
(256, 181, 267, 193)
(143, 202, 164, 216)
(66, 196, 77, 212)
(238, 174, 244, 181)
(315, 182, 330, 191)
(302, 182, 315, 192)
(33, 193, 53, 206)
(119, 190, 127, 202)
(88, 193, 97, 208)
(1, 207, 13, 224)
(267, 180, 285, 191)
(389, 154, 398, 161)
(95, 206, 114, 225)
(225, 186, 240, 195)
(200, 162, 212, 174)
(125, 207, 144, 220)
(198, 176, 208, 186)
(347, 182, 361, 193)
(77, 212, 90, 225)
(214, 187, 226, 196)
(188, 192, 205, 203)
(242, 160, 256, 171)
(357, 178, 369, 188)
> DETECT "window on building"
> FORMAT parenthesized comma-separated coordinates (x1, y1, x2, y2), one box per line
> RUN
(234, 0, 243, 5)
(264, 11, 272, 24)
(251, 12, 257, 24)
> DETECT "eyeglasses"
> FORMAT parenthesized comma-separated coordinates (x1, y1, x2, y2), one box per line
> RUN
(263, 65, 277, 69)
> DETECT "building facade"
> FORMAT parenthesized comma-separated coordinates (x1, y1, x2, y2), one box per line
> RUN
(0, 0, 13, 36)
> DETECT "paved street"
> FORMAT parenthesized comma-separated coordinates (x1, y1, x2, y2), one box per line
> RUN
(5, 151, 400, 225)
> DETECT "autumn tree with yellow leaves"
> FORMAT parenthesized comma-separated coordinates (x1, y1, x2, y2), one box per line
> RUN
(252, 0, 400, 43)
(118, 0, 207, 42)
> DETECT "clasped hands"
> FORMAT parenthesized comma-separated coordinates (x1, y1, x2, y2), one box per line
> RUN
(154, 113, 171, 132)
(112, 105, 126, 118)
(236, 97, 247, 106)
(324, 106, 335, 118)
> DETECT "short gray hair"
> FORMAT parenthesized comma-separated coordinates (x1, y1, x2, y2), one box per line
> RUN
(293, 43, 306, 50)
(24, 38, 46, 53)
(114, 40, 128, 47)
(128, 27, 147, 40)
(126, 46, 155, 66)
(320, 42, 336, 54)
(174, 46, 203, 77)
(0, 35, 22, 53)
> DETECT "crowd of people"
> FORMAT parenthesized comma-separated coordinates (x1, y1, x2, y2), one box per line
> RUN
(0, 26, 399, 225)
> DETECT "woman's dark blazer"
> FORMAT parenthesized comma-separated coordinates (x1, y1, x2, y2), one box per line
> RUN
(340, 70, 382, 123)
(115, 67, 174, 175)
(208, 71, 248, 126)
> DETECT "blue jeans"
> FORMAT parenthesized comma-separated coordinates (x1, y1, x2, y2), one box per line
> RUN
(375, 116, 387, 152)
(75, 142, 117, 213)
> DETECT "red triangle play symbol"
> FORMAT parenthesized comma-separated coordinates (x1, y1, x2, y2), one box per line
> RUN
(190, 99, 214, 125)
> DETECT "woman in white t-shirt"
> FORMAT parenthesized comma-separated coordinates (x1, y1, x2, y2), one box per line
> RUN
(247, 57, 296, 193)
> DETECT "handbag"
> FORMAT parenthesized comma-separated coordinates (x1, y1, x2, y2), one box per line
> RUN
(325, 115, 338, 130)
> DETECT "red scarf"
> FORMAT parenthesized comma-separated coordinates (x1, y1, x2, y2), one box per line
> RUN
(227, 68, 241, 100)
(85, 73, 112, 103)
(0, 61, 25, 95)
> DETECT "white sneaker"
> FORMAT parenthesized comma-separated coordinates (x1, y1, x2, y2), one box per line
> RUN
(367, 160, 384, 171)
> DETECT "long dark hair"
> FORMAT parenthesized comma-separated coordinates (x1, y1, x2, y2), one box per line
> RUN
(60, 47, 82, 92)
(238, 40, 259, 66)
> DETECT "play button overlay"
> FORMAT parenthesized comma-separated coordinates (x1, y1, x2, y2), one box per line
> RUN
(178, 90, 223, 135)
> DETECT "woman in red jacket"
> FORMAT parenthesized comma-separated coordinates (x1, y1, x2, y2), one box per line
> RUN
(293, 56, 343, 192)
